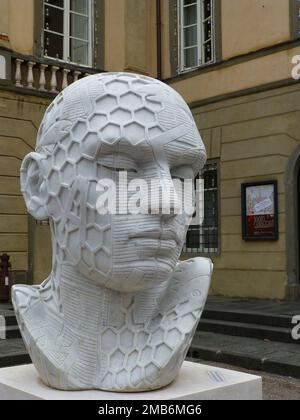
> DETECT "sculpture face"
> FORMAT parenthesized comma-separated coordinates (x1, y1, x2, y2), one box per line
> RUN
(21, 73, 206, 292)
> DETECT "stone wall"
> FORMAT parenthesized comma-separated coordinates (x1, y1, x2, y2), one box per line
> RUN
(0, 89, 51, 284)
(190, 82, 300, 299)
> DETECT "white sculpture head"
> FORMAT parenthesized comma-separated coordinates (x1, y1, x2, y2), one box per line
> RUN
(20, 73, 206, 292)
(14, 73, 213, 392)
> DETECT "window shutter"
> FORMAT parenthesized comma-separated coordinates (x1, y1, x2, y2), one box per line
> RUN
(93, 0, 105, 70)
(169, 0, 179, 77)
(291, 0, 300, 38)
(34, 0, 44, 57)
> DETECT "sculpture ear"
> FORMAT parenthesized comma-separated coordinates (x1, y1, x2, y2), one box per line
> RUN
(20, 152, 50, 220)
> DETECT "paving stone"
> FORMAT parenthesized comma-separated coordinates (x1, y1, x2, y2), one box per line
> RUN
(0, 338, 31, 368)
(0, 338, 26, 355)
(205, 297, 300, 317)
(190, 331, 300, 379)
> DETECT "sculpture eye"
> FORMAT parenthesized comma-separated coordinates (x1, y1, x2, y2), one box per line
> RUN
(114, 167, 138, 174)
(171, 165, 194, 181)
(172, 175, 185, 182)
(98, 154, 138, 174)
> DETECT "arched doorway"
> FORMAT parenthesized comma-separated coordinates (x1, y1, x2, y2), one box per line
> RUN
(285, 145, 300, 299)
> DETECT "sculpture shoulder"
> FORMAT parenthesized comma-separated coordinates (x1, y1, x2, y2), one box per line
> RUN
(174, 257, 213, 281)
(11, 284, 41, 314)
(12, 276, 57, 316)
(159, 257, 213, 312)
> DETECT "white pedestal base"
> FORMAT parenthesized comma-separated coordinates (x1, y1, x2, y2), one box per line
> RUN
(0, 361, 262, 400)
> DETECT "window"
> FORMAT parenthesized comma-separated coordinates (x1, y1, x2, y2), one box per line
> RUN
(291, 0, 300, 39)
(43, 0, 93, 66)
(178, 0, 215, 72)
(183, 161, 219, 254)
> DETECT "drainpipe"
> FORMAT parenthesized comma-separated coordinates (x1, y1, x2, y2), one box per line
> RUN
(156, 0, 162, 80)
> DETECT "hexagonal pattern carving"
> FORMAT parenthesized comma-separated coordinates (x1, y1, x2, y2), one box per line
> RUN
(135, 107, 156, 125)
(101, 329, 117, 352)
(67, 142, 81, 163)
(101, 123, 121, 143)
(105, 79, 129, 95)
(71, 120, 88, 141)
(154, 343, 172, 361)
(47, 169, 60, 196)
(95, 94, 118, 112)
(60, 162, 76, 187)
(14, 72, 211, 394)
(120, 328, 134, 350)
(165, 327, 182, 347)
(120, 92, 143, 109)
(130, 366, 142, 386)
(124, 122, 145, 145)
(88, 113, 108, 131)
(53, 148, 66, 169)
(80, 133, 99, 159)
(110, 107, 132, 125)
(110, 349, 126, 370)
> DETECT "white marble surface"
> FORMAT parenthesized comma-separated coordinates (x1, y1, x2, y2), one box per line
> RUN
(0, 362, 262, 400)
(13, 72, 213, 391)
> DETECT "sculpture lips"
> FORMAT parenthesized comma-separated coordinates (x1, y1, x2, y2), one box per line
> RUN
(128, 229, 180, 245)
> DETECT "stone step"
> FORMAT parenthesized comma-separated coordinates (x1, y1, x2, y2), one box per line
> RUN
(202, 308, 292, 329)
(0, 326, 22, 340)
(198, 318, 297, 344)
(0, 305, 18, 328)
(188, 331, 300, 379)
(1, 313, 17, 327)
(0, 338, 31, 368)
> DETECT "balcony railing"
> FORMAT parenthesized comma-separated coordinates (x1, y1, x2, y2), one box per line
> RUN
(10, 53, 100, 95)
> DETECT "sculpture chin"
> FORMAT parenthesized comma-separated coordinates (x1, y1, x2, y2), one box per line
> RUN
(77, 256, 179, 293)
(12, 257, 212, 392)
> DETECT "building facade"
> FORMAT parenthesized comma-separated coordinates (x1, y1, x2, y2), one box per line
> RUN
(0, 0, 300, 300)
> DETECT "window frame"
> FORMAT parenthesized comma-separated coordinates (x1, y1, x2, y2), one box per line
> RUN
(290, 0, 300, 39)
(178, 0, 216, 73)
(43, 0, 94, 67)
(182, 159, 220, 257)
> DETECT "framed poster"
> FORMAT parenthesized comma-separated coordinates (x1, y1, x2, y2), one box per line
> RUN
(241, 181, 278, 241)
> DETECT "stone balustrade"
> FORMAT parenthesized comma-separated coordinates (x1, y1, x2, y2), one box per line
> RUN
(12, 55, 96, 94)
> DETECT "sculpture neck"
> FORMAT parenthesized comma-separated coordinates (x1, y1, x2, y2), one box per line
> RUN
(53, 264, 170, 335)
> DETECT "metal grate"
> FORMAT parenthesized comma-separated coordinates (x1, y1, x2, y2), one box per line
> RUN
(183, 161, 219, 254)
(36, 219, 50, 226)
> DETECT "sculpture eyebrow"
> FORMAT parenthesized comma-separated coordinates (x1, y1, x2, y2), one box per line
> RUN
(98, 125, 189, 156)
(193, 148, 207, 172)
(151, 124, 190, 147)
(167, 146, 206, 173)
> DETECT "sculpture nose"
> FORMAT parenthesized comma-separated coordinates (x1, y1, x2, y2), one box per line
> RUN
(161, 177, 181, 217)
(140, 173, 182, 216)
